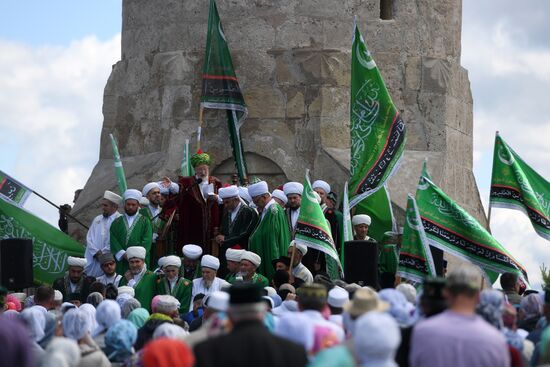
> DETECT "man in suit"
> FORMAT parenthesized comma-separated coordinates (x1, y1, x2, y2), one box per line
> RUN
(215, 185, 259, 278)
(194, 283, 308, 367)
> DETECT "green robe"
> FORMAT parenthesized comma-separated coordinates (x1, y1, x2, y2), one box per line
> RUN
(139, 206, 165, 234)
(249, 201, 290, 281)
(110, 213, 153, 275)
(228, 272, 269, 287)
(379, 244, 399, 274)
(119, 270, 157, 313)
(156, 275, 192, 315)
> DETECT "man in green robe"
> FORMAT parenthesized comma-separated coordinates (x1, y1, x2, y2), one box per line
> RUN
(228, 251, 269, 287)
(140, 182, 166, 265)
(379, 231, 400, 274)
(224, 248, 245, 283)
(110, 189, 153, 275)
(155, 255, 192, 315)
(118, 246, 157, 312)
(247, 181, 290, 281)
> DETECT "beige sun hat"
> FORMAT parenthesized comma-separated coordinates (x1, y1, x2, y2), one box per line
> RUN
(343, 287, 389, 317)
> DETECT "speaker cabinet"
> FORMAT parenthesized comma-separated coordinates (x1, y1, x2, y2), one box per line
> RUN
(0, 238, 33, 290)
(344, 240, 378, 288)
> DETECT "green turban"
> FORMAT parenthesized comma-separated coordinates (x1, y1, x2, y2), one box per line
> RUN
(191, 150, 211, 167)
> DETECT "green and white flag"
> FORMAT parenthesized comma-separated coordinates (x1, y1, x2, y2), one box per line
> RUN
(201, 0, 248, 184)
(295, 172, 342, 274)
(109, 134, 127, 196)
(354, 185, 396, 242)
(180, 139, 194, 177)
(397, 194, 436, 283)
(341, 181, 354, 266)
(0, 170, 32, 207)
(490, 134, 550, 240)
(349, 21, 406, 208)
(416, 169, 528, 283)
(0, 197, 85, 285)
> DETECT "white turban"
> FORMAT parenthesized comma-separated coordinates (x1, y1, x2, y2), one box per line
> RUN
(206, 291, 229, 312)
(67, 256, 87, 268)
(283, 182, 304, 196)
(226, 248, 245, 262)
(94, 300, 121, 337)
(201, 255, 220, 271)
(238, 186, 253, 204)
(352, 214, 371, 226)
(139, 197, 150, 206)
(117, 286, 135, 297)
(290, 240, 308, 255)
(162, 255, 181, 268)
(20, 306, 46, 342)
(155, 295, 181, 314)
(153, 323, 188, 340)
(248, 181, 269, 198)
(123, 189, 142, 202)
(272, 189, 288, 205)
(328, 286, 349, 308)
(312, 180, 331, 194)
(218, 185, 240, 199)
(54, 290, 63, 302)
(103, 190, 122, 206)
(142, 182, 160, 196)
(182, 244, 202, 260)
(63, 308, 91, 341)
(240, 251, 261, 268)
(126, 246, 146, 260)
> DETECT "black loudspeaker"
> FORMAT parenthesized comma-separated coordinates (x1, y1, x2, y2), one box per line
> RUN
(0, 238, 33, 290)
(344, 240, 378, 288)
(429, 246, 445, 276)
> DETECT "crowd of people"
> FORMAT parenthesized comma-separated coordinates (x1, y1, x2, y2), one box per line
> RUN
(1, 149, 549, 366)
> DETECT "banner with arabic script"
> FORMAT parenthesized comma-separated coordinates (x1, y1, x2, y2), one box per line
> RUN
(0, 170, 32, 206)
(349, 22, 406, 208)
(397, 194, 436, 283)
(416, 170, 527, 284)
(490, 134, 550, 240)
(0, 196, 85, 285)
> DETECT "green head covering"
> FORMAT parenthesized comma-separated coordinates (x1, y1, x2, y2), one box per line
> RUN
(127, 308, 150, 328)
(191, 149, 211, 167)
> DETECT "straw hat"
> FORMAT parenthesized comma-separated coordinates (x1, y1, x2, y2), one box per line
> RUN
(343, 288, 389, 317)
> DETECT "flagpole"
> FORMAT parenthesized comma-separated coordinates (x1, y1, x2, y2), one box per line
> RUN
(197, 106, 204, 151)
(288, 242, 297, 278)
(486, 130, 499, 231)
(32, 191, 89, 230)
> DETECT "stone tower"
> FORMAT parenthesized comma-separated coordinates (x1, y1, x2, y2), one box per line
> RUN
(71, 0, 486, 240)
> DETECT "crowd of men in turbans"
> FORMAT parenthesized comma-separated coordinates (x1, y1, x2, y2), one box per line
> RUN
(2, 149, 550, 366)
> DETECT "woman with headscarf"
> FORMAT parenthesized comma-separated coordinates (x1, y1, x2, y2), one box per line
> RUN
(104, 320, 137, 365)
(127, 308, 150, 329)
(40, 337, 81, 367)
(93, 299, 122, 350)
(20, 306, 47, 362)
(378, 289, 413, 327)
(518, 293, 543, 332)
(353, 311, 401, 367)
(122, 298, 142, 319)
(141, 338, 195, 367)
(80, 303, 99, 335)
(86, 292, 104, 308)
(62, 308, 111, 367)
(39, 313, 58, 349)
(0, 316, 35, 367)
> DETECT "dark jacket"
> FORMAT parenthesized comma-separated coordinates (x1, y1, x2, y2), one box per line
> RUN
(194, 320, 308, 367)
(52, 274, 96, 303)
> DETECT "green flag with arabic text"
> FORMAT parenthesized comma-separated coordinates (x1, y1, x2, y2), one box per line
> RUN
(490, 134, 550, 241)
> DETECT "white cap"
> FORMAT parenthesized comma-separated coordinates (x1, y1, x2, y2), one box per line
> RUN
(54, 290, 63, 302)
(103, 190, 122, 206)
(352, 214, 371, 226)
(312, 180, 331, 194)
(226, 248, 245, 262)
(126, 246, 146, 260)
(290, 240, 308, 255)
(240, 251, 261, 268)
(139, 197, 150, 206)
(206, 291, 229, 312)
(162, 255, 181, 268)
(118, 286, 135, 297)
(328, 286, 349, 308)
(238, 186, 252, 204)
(248, 181, 269, 198)
(67, 256, 87, 268)
(182, 244, 202, 260)
(271, 189, 288, 205)
(218, 185, 239, 200)
(123, 189, 142, 202)
(156, 295, 180, 309)
(142, 182, 160, 196)
(201, 255, 220, 271)
(283, 182, 304, 196)
(264, 286, 277, 297)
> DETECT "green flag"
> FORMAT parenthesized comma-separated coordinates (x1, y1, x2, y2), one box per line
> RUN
(109, 134, 127, 196)
(416, 169, 528, 283)
(0, 197, 85, 285)
(295, 172, 342, 273)
(180, 139, 194, 177)
(490, 134, 550, 240)
(349, 22, 406, 208)
(354, 185, 395, 242)
(341, 181, 354, 266)
(397, 194, 436, 283)
(201, 0, 248, 184)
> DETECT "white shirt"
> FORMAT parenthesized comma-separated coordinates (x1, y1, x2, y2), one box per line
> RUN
(85, 212, 121, 278)
(292, 262, 314, 283)
(260, 199, 276, 221)
(96, 273, 122, 287)
(231, 203, 242, 223)
(128, 266, 146, 288)
(125, 213, 137, 228)
(148, 204, 161, 219)
(290, 208, 300, 230)
(190, 277, 229, 311)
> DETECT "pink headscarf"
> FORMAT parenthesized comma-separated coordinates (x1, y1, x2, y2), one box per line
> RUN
(6, 294, 22, 312)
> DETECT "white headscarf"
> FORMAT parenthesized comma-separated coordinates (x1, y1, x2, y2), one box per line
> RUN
(94, 299, 121, 336)
(41, 337, 81, 367)
(152, 323, 188, 339)
(20, 306, 46, 342)
(63, 308, 91, 341)
(354, 312, 401, 367)
(79, 303, 99, 334)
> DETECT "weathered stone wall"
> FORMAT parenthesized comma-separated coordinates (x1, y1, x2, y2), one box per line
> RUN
(71, 0, 486, 254)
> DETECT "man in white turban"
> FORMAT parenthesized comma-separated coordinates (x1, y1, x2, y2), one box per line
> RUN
(156, 255, 193, 314)
(282, 181, 304, 237)
(118, 246, 157, 313)
(53, 256, 96, 304)
(84, 190, 122, 278)
(215, 185, 259, 278)
(181, 244, 203, 280)
(271, 189, 288, 208)
(191, 255, 229, 309)
(287, 241, 314, 284)
(229, 251, 269, 287)
(225, 248, 245, 282)
(110, 189, 153, 276)
(352, 214, 376, 242)
(140, 182, 164, 244)
(247, 181, 291, 281)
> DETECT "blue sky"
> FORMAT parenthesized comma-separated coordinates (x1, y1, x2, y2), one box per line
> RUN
(0, 1, 549, 288)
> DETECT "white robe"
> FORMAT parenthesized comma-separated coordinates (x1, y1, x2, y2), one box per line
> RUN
(85, 212, 121, 277)
(190, 277, 229, 310)
(292, 262, 314, 283)
(96, 273, 122, 287)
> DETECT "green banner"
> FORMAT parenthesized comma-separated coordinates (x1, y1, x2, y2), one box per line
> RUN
(109, 134, 127, 196)
(349, 22, 406, 208)
(0, 197, 85, 285)
(295, 172, 342, 273)
(341, 181, 354, 267)
(180, 139, 194, 177)
(0, 170, 32, 206)
(397, 194, 436, 283)
(416, 170, 527, 283)
(490, 134, 550, 240)
(201, 0, 248, 184)
(353, 185, 395, 242)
